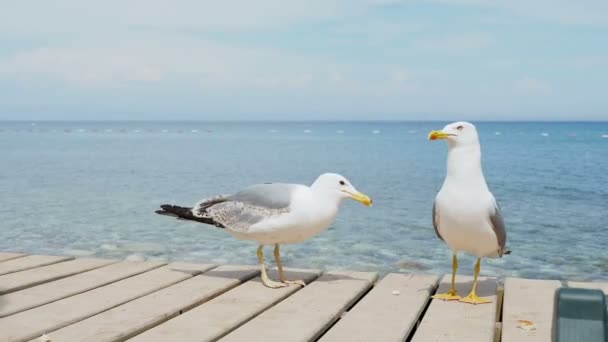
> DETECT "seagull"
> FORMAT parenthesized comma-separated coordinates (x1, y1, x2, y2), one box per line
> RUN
(156, 173, 372, 288)
(428, 122, 508, 304)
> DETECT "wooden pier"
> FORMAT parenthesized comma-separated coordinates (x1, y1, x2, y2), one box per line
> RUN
(0, 252, 606, 342)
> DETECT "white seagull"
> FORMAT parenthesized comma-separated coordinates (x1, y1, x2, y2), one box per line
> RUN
(156, 173, 372, 288)
(428, 122, 509, 304)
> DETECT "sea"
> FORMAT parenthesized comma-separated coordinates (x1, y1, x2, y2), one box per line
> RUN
(1, 121, 607, 281)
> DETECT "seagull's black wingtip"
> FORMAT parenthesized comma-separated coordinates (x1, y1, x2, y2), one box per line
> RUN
(155, 209, 177, 217)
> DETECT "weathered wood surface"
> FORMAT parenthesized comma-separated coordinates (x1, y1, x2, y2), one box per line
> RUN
(411, 275, 499, 342)
(319, 273, 439, 342)
(0, 261, 164, 318)
(222, 270, 378, 342)
(43, 265, 258, 342)
(0, 255, 73, 276)
(501, 278, 561, 342)
(0, 253, 27, 263)
(130, 269, 321, 342)
(0, 252, 606, 342)
(0, 263, 215, 342)
(0, 258, 115, 295)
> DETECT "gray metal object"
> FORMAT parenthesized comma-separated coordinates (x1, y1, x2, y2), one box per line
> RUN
(553, 287, 607, 342)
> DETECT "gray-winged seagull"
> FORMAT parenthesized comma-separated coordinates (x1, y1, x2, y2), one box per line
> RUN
(156, 173, 372, 288)
(429, 121, 509, 304)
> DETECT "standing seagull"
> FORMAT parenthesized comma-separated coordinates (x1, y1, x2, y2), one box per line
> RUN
(156, 173, 372, 288)
(428, 122, 508, 304)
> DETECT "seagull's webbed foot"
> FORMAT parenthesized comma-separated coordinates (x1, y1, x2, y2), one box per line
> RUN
(458, 257, 491, 305)
(432, 290, 461, 301)
(261, 272, 288, 289)
(282, 279, 307, 287)
(432, 253, 461, 300)
(459, 292, 491, 305)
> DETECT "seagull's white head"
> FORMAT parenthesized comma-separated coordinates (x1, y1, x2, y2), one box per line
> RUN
(311, 173, 372, 206)
(428, 121, 480, 148)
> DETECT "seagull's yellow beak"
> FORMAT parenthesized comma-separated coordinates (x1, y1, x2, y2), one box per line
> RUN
(428, 130, 450, 140)
(344, 191, 373, 206)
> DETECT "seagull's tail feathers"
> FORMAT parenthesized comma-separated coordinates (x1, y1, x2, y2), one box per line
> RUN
(155, 204, 223, 227)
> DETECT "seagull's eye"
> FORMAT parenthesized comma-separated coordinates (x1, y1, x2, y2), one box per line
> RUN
(457, 125, 464, 131)
(339, 180, 346, 186)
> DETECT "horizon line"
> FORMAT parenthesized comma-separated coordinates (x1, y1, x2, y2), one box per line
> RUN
(1, 119, 607, 123)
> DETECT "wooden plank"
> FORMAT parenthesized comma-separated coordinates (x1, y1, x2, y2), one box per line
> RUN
(501, 278, 561, 342)
(0, 258, 116, 295)
(222, 270, 378, 342)
(41, 265, 259, 342)
(0, 252, 27, 263)
(129, 268, 321, 342)
(320, 273, 440, 342)
(0, 261, 165, 318)
(0, 255, 73, 276)
(568, 281, 608, 294)
(411, 275, 498, 342)
(0, 262, 216, 342)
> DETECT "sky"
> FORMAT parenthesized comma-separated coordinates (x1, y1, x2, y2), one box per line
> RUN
(1, 0, 607, 121)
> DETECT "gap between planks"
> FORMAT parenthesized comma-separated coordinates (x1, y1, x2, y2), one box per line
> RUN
(0, 258, 117, 295)
(0, 255, 74, 276)
(0, 252, 28, 263)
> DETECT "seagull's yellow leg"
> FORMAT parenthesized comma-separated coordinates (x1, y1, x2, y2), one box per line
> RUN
(459, 257, 492, 304)
(257, 245, 287, 289)
(432, 254, 462, 300)
(274, 244, 306, 287)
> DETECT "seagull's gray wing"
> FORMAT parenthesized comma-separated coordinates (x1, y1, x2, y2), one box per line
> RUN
(194, 183, 294, 232)
(432, 201, 444, 241)
(489, 199, 507, 256)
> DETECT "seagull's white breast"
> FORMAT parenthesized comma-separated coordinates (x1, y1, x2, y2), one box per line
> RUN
(435, 188, 500, 258)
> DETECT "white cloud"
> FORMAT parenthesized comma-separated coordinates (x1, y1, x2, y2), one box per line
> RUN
(369, 0, 608, 26)
(334, 20, 423, 44)
(0, 35, 421, 96)
(415, 33, 493, 55)
(0, 48, 163, 86)
(328, 71, 344, 83)
(0, 0, 375, 34)
(251, 74, 314, 89)
(389, 67, 410, 83)
(566, 56, 608, 69)
(513, 77, 551, 95)
(426, 0, 608, 26)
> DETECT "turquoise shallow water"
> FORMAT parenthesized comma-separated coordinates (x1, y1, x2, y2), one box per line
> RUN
(1, 121, 607, 281)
